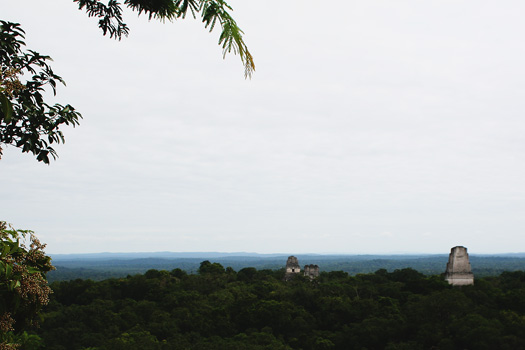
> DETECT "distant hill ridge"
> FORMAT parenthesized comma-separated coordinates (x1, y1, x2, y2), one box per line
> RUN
(50, 252, 292, 261)
(50, 251, 525, 261)
(47, 252, 525, 282)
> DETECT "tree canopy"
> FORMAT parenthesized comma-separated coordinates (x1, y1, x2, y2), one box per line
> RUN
(33, 265, 525, 349)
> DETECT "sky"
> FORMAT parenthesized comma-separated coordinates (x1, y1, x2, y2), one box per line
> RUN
(2, 0, 525, 254)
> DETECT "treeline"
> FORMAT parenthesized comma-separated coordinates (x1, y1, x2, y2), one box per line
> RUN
(47, 255, 525, 282)
(34, 262, 525, 349)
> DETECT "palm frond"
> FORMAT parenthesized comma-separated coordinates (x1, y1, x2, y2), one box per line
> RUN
(199, 0, 255, 78)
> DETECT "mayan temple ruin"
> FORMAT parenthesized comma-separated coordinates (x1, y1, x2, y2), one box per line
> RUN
(444, 246, 474, 286)
(303, 264, 320, 279)
(284, 256, 301, 280)
(284, 256, 320, 280)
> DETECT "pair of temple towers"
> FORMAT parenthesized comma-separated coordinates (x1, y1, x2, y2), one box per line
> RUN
(285, 256, 319, 280)
(284, 246, 474, 286)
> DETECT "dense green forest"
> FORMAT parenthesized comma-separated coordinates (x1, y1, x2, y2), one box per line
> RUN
(30, 262, 525, 349)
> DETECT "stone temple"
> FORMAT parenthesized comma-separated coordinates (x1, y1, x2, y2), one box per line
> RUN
(284, 256, 320, 280)
(285, 256, 301, 278)
(303, 264, 320, 279)
(445, 246, 474, 286)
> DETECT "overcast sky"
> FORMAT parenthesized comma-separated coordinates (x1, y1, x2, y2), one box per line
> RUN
(2, 0, 525, 254)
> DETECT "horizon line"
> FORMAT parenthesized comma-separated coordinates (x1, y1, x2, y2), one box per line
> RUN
(48, 250, 525, 256)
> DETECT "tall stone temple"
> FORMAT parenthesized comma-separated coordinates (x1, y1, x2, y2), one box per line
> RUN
(303, 264, 320, 279)
(284, 256, 320, 280)
(285, 256, 301, 275)
(444, 246, 474, 286)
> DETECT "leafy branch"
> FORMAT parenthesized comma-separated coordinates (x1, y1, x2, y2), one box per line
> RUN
(0, 221, 53, 349)
(0, 21, 82, 164)
(74, 0, 255, 77)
